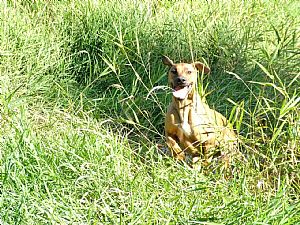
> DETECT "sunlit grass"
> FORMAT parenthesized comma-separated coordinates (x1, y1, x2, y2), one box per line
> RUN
(0, 0, 299, 224)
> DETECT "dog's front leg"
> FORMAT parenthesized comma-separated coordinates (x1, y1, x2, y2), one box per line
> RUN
(166, 134, 185, 161)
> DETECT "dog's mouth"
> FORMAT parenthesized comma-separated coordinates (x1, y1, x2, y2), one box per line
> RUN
(172, 83, 193, 100)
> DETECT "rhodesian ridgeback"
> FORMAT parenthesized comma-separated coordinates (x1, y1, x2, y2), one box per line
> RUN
(163, 56, 237, 168)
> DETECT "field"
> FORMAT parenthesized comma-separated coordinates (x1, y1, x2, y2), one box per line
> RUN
(0, 0, 300, 224)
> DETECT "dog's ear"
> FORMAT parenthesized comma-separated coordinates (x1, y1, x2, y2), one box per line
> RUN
(162, 55, 174, 67)
(193, 62, 210, 74)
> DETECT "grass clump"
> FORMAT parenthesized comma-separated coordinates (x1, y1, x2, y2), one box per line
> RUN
(0, 0, 299, 224)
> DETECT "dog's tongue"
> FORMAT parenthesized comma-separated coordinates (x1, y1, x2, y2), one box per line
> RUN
(173, 86, 191, 100)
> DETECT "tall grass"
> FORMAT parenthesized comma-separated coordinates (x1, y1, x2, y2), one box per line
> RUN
(0, 0, 299, 224)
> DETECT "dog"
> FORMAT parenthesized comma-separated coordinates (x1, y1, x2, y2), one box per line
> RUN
(163, 55, 237, 168)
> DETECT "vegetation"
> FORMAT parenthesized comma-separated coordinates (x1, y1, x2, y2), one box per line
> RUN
(0, 0, 299, 224)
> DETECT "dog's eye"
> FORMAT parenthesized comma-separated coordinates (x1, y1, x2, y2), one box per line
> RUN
(187, 70, 192, 74)
(171, 69, 177, 74)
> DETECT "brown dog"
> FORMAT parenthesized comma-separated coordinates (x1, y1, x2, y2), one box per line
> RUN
(163, 56, 237, 168)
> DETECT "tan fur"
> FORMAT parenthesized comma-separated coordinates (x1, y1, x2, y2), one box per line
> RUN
(163, 56, 237, 167)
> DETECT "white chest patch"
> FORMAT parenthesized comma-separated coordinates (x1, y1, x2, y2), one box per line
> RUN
(181, 122, 192, 136)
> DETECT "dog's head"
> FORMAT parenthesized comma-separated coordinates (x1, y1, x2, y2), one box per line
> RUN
(162, 55, 210, 100)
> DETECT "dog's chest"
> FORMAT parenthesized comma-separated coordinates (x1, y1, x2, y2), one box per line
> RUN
(179, 122, 192, 137)
(174, 106, 214, 140)
(175, 107, 197, 138)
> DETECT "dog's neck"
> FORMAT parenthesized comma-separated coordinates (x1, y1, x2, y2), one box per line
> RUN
(172, 88, 199, 125)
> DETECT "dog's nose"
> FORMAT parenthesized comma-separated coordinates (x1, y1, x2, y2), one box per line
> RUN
(176, 76, 186, 84)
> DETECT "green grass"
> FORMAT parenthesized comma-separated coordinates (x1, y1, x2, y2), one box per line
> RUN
(0, 0, 299, 224)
